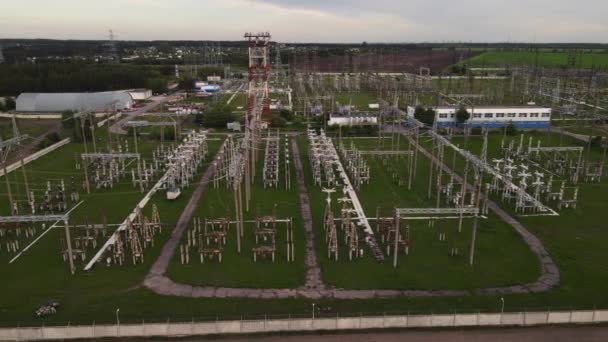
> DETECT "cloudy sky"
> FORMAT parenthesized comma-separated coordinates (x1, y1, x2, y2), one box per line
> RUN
(1, 0, 606, 43)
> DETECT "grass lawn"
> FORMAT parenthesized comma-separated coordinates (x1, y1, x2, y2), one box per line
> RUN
(462, 51, 608, 69)
(333, 92, 379, 112)
(1, 128, 608, 327)
(299, 136, 539, 290)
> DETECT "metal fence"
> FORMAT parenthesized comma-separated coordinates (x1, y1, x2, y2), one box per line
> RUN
(1, 308, 607, 341)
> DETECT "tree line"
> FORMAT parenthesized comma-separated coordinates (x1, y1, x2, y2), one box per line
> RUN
(0, 64, 173, 96)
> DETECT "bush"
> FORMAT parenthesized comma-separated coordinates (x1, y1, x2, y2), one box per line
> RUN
(37, 132, 61, 149)
(47, 132, 62, 143)
(270, 114, 287, 128)
(505, 122, 518, 136)
(590, 136, 604, 148)
(279, 109, 294, 121)
(413, 106, 435, 126)
(455, 107, 470, 124)
(4, 97, 16, 110)
(203, 103, 235, 128)
(471, 127, 482, 135)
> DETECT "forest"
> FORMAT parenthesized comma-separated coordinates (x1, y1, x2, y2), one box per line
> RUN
(0, 63, 173, 96)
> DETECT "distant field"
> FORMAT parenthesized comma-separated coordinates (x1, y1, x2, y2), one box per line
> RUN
(463, 51, 608, 69)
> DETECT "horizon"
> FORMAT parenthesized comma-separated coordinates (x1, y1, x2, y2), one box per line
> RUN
(1, 0, 607, 43)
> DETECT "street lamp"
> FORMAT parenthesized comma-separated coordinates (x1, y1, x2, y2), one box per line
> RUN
(500, 298, 505, 314)
(312, 303, 316, 320)
(116, 308, 121, 326)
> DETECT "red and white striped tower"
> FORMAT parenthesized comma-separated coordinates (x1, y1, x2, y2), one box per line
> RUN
(244, 32, 272, 121)
(240, 32, 272, 212)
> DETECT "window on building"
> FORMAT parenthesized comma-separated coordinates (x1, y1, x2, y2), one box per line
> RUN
(530, 113, 539, 118)
(484, 113, 493, 118)
(450, 114, 455, 118)
(473, 113, 482, 118)
(439, 113, 448, 119)
(519, 113, 528, 118)
(542, 113, 550, 118)
(508, 113, 516, 118)
(496, 113, 505, 118)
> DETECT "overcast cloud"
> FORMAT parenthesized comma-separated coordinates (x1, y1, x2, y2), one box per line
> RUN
(0, 0, 606, 42)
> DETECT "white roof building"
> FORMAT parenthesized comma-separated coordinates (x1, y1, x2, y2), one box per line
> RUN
(328, 113, 378, 126)
(16, 91, 134, 112)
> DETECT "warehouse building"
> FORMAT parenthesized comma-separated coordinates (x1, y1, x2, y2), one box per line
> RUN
(16, 91, 134, 112)
(406, 105, 552, 129)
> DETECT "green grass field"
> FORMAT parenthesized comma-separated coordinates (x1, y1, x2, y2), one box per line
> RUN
(1, 126, 608, 327)
(463, 51, 608, 69)
(300, 137, 538, 290)
(166, 136, 307, 288)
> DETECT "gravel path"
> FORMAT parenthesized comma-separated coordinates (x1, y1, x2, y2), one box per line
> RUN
(291, 139, 325, 291)
(143, 132, 559, 299)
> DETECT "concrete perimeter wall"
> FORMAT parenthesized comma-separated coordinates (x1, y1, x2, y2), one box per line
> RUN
(2, 310, 608, 341)
(0, 138, 71, 178)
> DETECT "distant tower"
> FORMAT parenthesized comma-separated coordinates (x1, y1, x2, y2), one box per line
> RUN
(274, 44, 282, 84)
(217, 42, 223, 66)
(108, 29, 120, 63)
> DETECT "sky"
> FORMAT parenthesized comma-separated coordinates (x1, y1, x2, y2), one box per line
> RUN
(0, 0, 606, 43)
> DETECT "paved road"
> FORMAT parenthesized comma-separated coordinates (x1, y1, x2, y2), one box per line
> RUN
(191, 325, 608, 342)
(109, 96, 164, 135)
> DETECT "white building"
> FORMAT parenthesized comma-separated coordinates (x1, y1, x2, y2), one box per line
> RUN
(127, 89, 153, 100)
(16, 91, 134, 112)
(328, 113, 378, 127)
(406, 105, 552, 129)
(194, 82, 220, 94)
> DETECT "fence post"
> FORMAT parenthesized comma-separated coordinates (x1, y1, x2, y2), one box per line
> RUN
(592, 306, 597, 323)
(91, 320, 95, 339)
(41, 321, 46, 340)
(335, 312, 339, 329)
(569, 309, 573, 323)
(287, 314, 291, 330)
(166, 318, 170, 338)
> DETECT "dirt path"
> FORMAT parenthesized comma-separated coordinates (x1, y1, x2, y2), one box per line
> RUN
(291, 139, 325, 291)
(143, 132, 559, 299)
